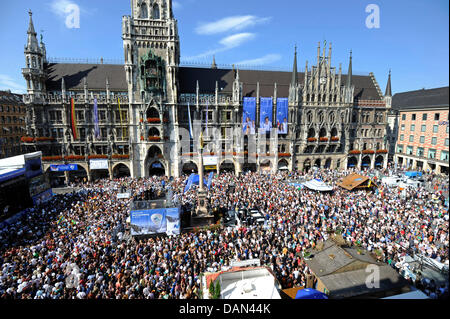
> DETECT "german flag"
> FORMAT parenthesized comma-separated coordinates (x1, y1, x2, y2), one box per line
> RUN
(71, 98, 78, 140)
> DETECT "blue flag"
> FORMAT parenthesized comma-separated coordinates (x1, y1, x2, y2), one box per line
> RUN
(94, 98, 100, 140)
(184, 174, 195, 193)
(207, 172, 214, 190)
(187, 103, 193, 139)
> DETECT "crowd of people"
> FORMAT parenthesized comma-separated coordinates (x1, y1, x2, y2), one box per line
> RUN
(0, 168, 448, 299)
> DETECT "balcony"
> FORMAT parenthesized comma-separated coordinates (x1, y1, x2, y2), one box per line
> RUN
(278, 153, 291, 158)
(21, 136, 56, 144)
(112, 154, 130, 160)
(146, 118, 161, 124)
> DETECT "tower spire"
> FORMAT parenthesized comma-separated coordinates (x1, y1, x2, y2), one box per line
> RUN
(26, 10, 40, 53)
(291, 45, 298, 86)
(346, 50, 353, 88)
(385, 69, 392, 97)
(211, 55, 217, 69)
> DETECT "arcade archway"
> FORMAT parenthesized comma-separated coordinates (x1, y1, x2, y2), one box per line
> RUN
(219, 160, 235, 173)
(69, 165, 89, 183)
(113, 163, 131, 178)
(278, 159, 289, 171)
(324, 158, 332, 169)
(314, 158, 321, 168)
(149, 161, 165, 176)
(182, 161, 198, 175)
(347, 156, 358, 169)
(375, 155, 384, 168)
(362, 156, 372, 169)
(260, 160, 272, 172)
(303, 158, 312, 172)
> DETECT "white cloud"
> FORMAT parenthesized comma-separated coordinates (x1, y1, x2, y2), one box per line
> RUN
(0, 74, 26, 94)
(173, 1, 182, 10)
(196, 15, 271, 35)
(235, 54, 282, 66)
(219, 33, 255, 49)
(184, 33, 255, 61)
(51, 0, 74, 16)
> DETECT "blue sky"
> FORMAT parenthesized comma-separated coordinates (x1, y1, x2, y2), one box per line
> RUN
(0, 0, 448, 95)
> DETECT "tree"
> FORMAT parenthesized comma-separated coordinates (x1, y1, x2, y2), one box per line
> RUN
(209, 280, 215, 299)
(214, 281, 221, 299)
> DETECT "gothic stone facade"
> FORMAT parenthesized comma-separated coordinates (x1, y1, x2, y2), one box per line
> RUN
(21, 0, 392, 181)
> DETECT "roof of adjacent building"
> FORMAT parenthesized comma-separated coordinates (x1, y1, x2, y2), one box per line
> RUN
(0, 91, 23, 104)
(319, 265, 409, 299)
(392, 86, 449, 110)
(43, 63, 384, 100)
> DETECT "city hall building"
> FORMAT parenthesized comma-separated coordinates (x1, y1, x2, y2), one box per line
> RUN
(21, 0, 392, 181)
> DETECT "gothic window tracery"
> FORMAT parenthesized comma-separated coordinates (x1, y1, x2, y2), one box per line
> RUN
(152, 4, 160, 19)
(140, 3, 148, 19)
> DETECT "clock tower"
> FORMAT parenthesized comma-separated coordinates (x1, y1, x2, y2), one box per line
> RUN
(122, 0, 180, 105)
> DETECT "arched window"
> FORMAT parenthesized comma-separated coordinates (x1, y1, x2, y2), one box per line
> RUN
(140, 3, 148, 19)
(152, 4, 160, 19)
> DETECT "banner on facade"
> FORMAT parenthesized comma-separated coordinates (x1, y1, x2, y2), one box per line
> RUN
(89, 159, 109, 170)
(94, 98, 100, 140)
(70, 98, 78, 140)
(276, 98, 288, 135)
(243, 97, 256, 135)
(50, 164, 78, 172)
(259, 97, 273, 133)
(203, 156, 218, 166)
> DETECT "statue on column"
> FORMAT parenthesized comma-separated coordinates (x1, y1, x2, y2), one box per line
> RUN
(194, 131, 211, 219)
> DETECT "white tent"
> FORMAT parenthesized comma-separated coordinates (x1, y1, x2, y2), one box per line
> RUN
(301, 179, 333, 192)
(383, 290, 430, 299)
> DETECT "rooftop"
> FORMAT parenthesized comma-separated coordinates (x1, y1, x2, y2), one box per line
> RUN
(304, 239, 410, 299)
(205, 266, 282, 300)
(392, 86, 449, 110)
(43, 62, 384, 101)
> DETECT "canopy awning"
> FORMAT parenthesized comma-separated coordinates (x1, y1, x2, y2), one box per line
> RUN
(301, 179, 333, 192)
(338, 174, 378, 191)
(295, 288, 328, 299)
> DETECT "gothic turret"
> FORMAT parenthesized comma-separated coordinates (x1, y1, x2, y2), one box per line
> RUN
(22, 10, 46, 101)
(384, 69, 392, 108)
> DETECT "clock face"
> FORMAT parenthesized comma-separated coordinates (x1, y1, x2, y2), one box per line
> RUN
(320, 76, 327, 84)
